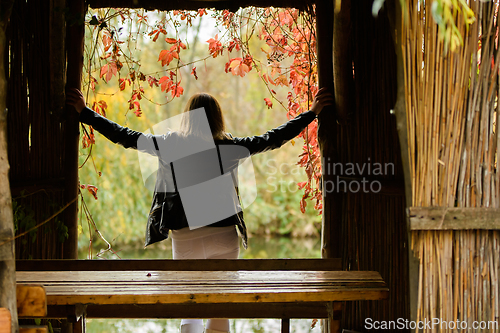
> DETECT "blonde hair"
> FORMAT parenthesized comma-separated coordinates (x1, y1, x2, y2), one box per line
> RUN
(180, 93, 230, 140)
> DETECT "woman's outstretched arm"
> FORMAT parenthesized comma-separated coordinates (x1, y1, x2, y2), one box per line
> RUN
(232, 88, 334, 155)
(66, 89, 157, 152)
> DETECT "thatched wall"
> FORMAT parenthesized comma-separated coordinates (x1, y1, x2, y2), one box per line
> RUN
(331, 1, 410, 331)
(403, 0, 500, 331)
(7, 0, 70, 259)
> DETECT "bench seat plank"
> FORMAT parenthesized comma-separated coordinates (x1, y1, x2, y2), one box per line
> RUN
(0, 308, 10, 333)
(19, 326, 48, 333)
(16, 285, 47, 317)
(17, 270, 388, 306)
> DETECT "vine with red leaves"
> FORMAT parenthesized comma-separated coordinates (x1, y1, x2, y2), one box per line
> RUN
(82, 6, 322, 215)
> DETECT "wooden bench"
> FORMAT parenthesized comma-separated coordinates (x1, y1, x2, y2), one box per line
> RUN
(0, 285, 48, 333)
(17, 284, 48, 333)
(0, 308, 11, 333)
(16, 259, 388, 333)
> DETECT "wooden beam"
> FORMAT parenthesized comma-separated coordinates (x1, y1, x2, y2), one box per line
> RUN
(386, 0, 416, 325)
(49, 0, 66, 119)
(16, 270, 388, 305)
(0, 1, 18, 333)
(281, 318, 290, 333)
(0, 308, 10, 333)
(88, 0, 315, 11)
(332, 0, 350, 123)
(47, 302, 330, 319)
(409, 207, 500, 230)
(316, 0, 341, 262)
(63, 0, 85, 259)
(16, 258, 342, 271)
(326, 302, 341, 333)
(16, 285, 47, 318)
(19, 327, 48, 333)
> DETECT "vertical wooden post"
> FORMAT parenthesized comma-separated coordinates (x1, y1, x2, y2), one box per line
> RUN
(50, 0, 67, 119)
(0, 308, 11, 333)
(0, 2, 18, 332)
(316, 1, 342, 332)
(332, 0, 351, 124)
(326, 302, 341, 333)
(316, 0, 340, 261)
(387, 0, 418, 326)
(281, 318, 290, 333)
(63, 0, 85, 259)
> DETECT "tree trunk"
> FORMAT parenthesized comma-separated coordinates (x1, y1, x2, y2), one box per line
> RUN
(0, 2, 18, 332)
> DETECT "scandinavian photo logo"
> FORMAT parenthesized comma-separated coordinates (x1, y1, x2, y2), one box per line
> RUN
(322, 157, 395, 194)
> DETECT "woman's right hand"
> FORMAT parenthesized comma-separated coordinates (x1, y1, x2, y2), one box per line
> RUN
(66, 88, 86, 114)
(310, 88, 334, 115)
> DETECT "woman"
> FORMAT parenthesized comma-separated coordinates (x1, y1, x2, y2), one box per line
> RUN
(66, 88, 333, 333)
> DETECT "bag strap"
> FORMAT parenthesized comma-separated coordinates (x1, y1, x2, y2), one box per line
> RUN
(215, 145, 224, 175)
(169, 146, 223, 193)
(151, 136, 160, 193)
(169, 162, 179, 192)
(152, 136, 160, 151)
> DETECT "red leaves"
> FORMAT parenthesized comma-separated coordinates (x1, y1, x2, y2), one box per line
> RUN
(158, 76, 172, 92)
(119, 78, 130, 91)
(131, 102, 142, 116)
(264, 98, 273, 109)
(82, 126, 95, 149)
(136, 13, 148, 24)
(102, 31, 112, 52)
(171, 83, 184, 98)
(207, 34, 223, 58)
(89, 76, 98, 91)
(158, 75, 184, 97)
(227, 39, 241, 53)
(158, 49, 178, 67)
(220, 10, 235, 28)
(191, 67, 198, 80)
(128, 88, 144, 117)
(92, 100, 108, 117)
(147, 75, 159, 88)
(80, 184, 98, 200)
(158, 38, 185, 67)
(226, 55, 253, 77)
(149, 27, 167, 42)
(172, 9, 205, 26)
(100, 62, 118, 83)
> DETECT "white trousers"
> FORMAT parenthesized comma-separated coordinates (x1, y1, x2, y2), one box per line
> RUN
(172, 226, 240, 333)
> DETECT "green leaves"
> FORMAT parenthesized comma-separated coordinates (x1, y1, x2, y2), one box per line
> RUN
(429, 0, 475, 53)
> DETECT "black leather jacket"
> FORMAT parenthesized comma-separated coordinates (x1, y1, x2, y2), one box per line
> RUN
(79, 107, 317, 248)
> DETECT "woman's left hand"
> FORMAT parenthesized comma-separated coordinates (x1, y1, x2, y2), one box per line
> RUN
(66, 88, 86, 114)
(310, 88, 334, 115)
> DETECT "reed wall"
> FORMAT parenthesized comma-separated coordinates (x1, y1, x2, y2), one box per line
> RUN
(403, 1, 500, 331)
